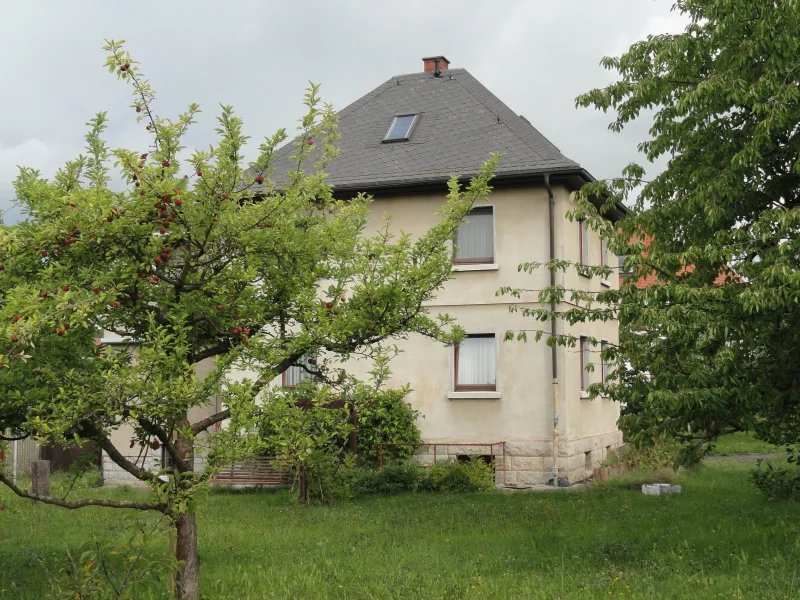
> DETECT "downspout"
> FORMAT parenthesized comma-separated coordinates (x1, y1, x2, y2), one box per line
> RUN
(544, 174, 559, 487)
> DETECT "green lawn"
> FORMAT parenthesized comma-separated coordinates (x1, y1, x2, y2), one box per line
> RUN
(709, 432, 783, 456)
(1, 462, 799, 599)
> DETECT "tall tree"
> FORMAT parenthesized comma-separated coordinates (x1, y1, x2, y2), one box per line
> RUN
(0, 40, 497, 598)
(503, 0, 800, 463)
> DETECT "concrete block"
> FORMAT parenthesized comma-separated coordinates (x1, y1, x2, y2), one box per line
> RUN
(642, 484, 682, 496)
(517, 470, 550, 486)
(506, 442, 549, 457)
(511, 456, 543, 471)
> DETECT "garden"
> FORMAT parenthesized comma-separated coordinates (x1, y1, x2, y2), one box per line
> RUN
(1, 460, 798, 599)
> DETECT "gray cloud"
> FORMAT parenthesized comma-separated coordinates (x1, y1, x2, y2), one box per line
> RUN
(0, 0, 685, 222)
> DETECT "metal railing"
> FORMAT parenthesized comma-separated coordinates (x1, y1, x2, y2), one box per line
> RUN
(377, 441, 506, 486)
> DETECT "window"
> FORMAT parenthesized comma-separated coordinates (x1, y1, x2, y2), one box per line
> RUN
(455, 334, 496, 391)
(601, 340, 609, 383)
(282, 356, 316, 387)
(618, 255, 632, 279)
(580, 336, 591, 391)
(454, 207, 494, 264)
(600, 238, 609, 268)
(579, 220, 590, 267)
(383, 114, 418, 142)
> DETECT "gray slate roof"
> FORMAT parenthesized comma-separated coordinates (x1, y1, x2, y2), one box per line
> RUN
(264, 68, 583, 192)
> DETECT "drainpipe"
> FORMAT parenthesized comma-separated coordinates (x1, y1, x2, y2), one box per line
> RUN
(544, 174, 559, 487)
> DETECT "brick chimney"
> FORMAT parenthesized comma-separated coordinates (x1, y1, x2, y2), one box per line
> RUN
(422, 56, 450, 74)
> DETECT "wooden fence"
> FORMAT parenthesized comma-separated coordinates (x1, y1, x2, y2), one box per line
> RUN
(1, 434, 41, 480)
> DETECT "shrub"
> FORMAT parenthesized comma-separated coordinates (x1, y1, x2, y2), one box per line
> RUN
(355, 387, 422, 466)
(751, 451, 800, 500)
(351, 463, 427, 495)
(622, 437, 681, 471)
(428, 458, 495, 493)
(600, 449, 620, 468)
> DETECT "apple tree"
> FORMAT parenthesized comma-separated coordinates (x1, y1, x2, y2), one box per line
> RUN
(0, 40, 498, 598)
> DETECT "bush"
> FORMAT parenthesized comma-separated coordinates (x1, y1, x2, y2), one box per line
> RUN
(351, 462, 427, 495)
(622, 437, 681, 471)
(428, 458, 495, 493)
(751, 451, 800, 500)
(356, 387, 422, 466)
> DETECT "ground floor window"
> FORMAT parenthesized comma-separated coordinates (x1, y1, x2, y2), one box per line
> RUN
(455, 334, 496, 391)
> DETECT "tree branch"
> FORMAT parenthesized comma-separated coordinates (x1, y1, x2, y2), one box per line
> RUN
(0, 473, 167, 512)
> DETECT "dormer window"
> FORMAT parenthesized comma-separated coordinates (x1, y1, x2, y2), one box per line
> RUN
(383, 114, 418, 142)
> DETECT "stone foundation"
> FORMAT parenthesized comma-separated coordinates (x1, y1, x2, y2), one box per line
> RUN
(414, 431, 624, 488)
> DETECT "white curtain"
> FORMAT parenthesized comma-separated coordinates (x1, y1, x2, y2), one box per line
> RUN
(456, 211, 493, 262)
(581, 220, 590, 265)
(582, 340, 591, 389)
(458, 336, 496, 385)
(284, 356, 313, 386)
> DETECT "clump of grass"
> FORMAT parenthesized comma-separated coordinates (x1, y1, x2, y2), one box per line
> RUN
(607, 467, 678, 490)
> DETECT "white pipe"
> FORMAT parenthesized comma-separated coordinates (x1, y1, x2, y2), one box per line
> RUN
(12, 438, 18, 485)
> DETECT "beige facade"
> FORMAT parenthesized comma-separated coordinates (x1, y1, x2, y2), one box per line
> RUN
(102, 181, 621, 487)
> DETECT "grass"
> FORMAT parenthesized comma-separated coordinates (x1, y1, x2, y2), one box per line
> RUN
(1, 462, 800, 599)
(709, 432, 783, 456)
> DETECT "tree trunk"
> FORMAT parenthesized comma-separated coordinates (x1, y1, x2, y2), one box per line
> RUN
(174, 427, 200, 598)
(175, 512, 200, 599)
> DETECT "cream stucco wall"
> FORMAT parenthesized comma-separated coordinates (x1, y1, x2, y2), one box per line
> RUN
(102, 182, 622, 486)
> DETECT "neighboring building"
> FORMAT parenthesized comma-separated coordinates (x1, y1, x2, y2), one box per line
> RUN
(103, 56, 624, 487)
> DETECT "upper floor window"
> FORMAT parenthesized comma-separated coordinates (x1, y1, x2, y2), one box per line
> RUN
(455, 334, 496, 391)
(579, 220, 590, 267)
(455, 207, 494, 264)
(383, 114, 419, 142)
(600, 238, 609, 268)
(618, 255, 632, 279)
(580, 336, 591, 391)
(282, 356, 316, 388)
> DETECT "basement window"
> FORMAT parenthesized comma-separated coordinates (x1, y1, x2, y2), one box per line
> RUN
(383, 114, 418, 142)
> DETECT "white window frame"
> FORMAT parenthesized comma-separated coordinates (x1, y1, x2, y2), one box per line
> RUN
(448, 332, 501, 399)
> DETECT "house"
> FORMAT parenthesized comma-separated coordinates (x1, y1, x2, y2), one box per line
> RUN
(103, 56, 623, 487)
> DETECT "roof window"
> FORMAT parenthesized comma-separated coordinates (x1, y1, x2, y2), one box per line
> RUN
(383, 114, 418, 142)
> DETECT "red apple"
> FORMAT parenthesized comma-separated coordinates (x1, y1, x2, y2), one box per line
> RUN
(33, 246, 39, 251)
(222, 193, 230, 200)
(159, 228, 166, 235)
(162, 160, 170, 168)
(10, 336, 17, 342)
(308, 358, 317, 365)
(196, 170, 203, 177)
(136, 106, 142, 113)
(41, 291, 49, 297)
(63, 323, 70, 330)
(307, 140, 314, 145)
(140, 153, 148, 159)
(216, 304, 223, 311)
(0, 265, 4, 271)
(61, 285, 69, 292)
(175, 198, 183, 206)
(255, 175, 264, 184)
(154, 256, 161, 264)
(341, 296, 346, 302)
(135, 181, 141, 187)
(41, 250, 48, 257)
(325, 301, 333, 309)
(92, 286, 100, 293)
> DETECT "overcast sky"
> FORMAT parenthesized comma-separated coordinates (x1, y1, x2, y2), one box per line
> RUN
(0, 0, 686, 223)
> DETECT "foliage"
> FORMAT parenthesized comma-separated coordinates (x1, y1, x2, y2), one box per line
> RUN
(500, 0, 800, 470)
(5, 462, 800, 599)
(752, 450, 800, 500)
(354, 387, 421, 466)
(349, 462, 428, 495)
(599, 449, 620, 468)
(0, 39, 497, 596)
(428, 458, 495, 492)
(46, 517, 178, 600)
(621, 438, 680, 472)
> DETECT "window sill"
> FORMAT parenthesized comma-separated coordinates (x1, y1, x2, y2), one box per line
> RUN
(452, 263, 499, 272)
(601, 278, 611, 287)
(580, 391, 591, 399)
(448, 391, 501, 400)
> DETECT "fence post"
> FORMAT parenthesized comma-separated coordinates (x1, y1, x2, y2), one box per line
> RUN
(32, 460, 51, 497)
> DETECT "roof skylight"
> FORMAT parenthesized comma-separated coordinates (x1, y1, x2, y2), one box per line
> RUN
(383, 114, 418, 142)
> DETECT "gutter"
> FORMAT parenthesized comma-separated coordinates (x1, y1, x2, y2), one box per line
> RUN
(544, 174, 559, 488)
